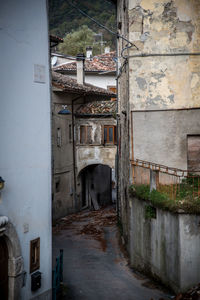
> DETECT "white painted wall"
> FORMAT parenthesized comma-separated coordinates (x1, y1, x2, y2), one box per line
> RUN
(0, 0, 52, 299)
(69, 73, 116, 89)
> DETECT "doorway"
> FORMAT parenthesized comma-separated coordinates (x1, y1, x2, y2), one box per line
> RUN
(80, 164, 112, 209)
(0, 236, 8, 300)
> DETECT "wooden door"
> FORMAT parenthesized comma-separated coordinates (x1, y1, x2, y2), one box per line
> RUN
(0, 236, 8, 300)
(187, 135, 200, 172)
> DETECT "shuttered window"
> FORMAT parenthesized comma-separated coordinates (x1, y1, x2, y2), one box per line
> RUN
(80, 126, 92, 144)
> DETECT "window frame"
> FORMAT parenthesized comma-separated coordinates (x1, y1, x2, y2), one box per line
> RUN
(103, 125, 117, 145)
(80, 125, 92, 144)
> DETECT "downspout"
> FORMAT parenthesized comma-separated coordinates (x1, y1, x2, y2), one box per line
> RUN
(71, 94, 85, 211)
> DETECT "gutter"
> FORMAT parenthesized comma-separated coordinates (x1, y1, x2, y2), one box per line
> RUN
(74, 113, 114, 118)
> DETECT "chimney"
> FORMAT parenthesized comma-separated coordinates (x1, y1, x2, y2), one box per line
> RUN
(86, 46, 93, 59)
(76, 53, 85, 85)
(104, 46, 110, 54)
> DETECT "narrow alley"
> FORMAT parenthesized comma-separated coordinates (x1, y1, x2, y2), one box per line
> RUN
(53, 206, 170, 300)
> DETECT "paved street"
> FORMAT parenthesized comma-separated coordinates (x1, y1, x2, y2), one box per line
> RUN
(53, 207, 171, 300)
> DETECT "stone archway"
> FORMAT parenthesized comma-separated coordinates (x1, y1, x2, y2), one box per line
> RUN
(0, 217, 23, 300)
(78, 164, 113, 209)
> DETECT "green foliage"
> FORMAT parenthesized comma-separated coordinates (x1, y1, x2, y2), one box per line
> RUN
(49, 0, 116, 52)
(58, 25, 101, 56)
(145, 205, 156, 219)
(129, 184, 200, 214)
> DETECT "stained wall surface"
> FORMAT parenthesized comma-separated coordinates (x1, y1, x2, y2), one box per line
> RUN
(130, 197, 200, 293)
(0, 1, 52, 298)
(128, 0, 200, 110)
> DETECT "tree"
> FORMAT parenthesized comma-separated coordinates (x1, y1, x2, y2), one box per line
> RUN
(58, 25, 101, 56)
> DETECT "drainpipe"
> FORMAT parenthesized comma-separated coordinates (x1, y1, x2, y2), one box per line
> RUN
(71, 94, 86, 211)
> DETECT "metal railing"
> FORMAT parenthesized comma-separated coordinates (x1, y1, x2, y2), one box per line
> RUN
(131, 159, 200, 201)
(52, 249, 64, 300)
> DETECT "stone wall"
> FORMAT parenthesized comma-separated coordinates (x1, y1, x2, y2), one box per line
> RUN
(129, 196, 200, 293)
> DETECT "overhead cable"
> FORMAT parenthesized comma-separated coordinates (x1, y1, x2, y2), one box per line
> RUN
(66, 0, 139, 53)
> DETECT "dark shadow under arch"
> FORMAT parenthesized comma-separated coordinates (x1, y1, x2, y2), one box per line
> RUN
(79, 164, 112, 209)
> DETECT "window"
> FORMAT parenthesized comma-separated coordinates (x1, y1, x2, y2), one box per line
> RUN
(103, 125, 117, 145)
(80, 125, 92, 144)
(57, 128, 61, 147)
(55, 178, 60, 193)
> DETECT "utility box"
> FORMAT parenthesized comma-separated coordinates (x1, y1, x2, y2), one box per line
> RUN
(31, 271, 41, 291)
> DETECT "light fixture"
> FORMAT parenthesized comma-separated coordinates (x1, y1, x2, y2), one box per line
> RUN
(58, 105, 71, 115)
(0, 177, 5, 190)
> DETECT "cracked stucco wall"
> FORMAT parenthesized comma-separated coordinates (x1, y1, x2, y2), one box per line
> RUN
(128, 0, 200, 110)
(75, 118, 117, 174)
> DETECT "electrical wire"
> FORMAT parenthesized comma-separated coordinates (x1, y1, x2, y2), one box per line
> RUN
(65, 0, 139, 52)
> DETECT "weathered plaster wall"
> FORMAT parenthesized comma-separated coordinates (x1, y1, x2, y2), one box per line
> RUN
(132, 109, 200, 169)
(130, 197, 200, 293)
(128, 0, 200, 110)
(52, 92, 84, 219)
(0, 1, 52, 298)
(117, 0, 131, 240)
(76, 118, 117, 174)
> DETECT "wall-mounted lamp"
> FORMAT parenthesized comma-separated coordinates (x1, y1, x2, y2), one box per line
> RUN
(58, 105, 71, 115)
(0, 177, 5, 190)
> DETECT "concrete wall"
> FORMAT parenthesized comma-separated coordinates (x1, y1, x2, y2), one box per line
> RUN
(132, 109, 200, 170)
(129, 197, 200, 293)
(0, 1, 52, 299)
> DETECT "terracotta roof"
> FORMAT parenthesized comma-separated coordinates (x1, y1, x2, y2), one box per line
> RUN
(76, 100, 116, 115)
(52, 71, 116, 98)
(53, 51, 116, 73)
(50, 35, 63, 43)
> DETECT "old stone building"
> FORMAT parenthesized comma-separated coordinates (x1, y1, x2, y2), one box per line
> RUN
(114, 0, 200, 293)
(52, 71, 116, 220)
(75, 100, 117, 209)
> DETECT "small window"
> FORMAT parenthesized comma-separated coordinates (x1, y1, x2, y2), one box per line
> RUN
(57, 128, 61, 147)
(103, 125, 117, 145)
(80, 126, 92, 144)
(55, 178, 60, 193)
(30, 238, 40, 273)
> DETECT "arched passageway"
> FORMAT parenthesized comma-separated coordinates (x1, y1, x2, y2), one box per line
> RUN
(80, 164, 112, 209)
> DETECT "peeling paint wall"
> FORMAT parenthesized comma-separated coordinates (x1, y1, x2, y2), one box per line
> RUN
(75, 118, 117, 174)
(75, 117, 117, 208)
(117, 0, 200, 281)
(128, 0, 200, 110)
